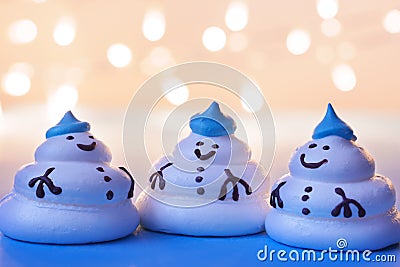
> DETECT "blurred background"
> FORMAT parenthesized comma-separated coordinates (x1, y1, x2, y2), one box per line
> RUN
(0, 0, 399, 199)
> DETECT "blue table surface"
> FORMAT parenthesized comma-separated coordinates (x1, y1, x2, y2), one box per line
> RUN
(0, 227, 398, 267)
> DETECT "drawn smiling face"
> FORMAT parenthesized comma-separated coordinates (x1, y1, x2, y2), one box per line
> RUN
(35, 132, 112, 163)
(194, 141, 219, 161)
(171, 132, 251, 170)
(300, 143, 330, 169)
(65, 134, 97, 152)
(289, 135, 375, 182)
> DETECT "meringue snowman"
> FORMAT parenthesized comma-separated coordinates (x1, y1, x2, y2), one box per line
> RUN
(136, 102, 269, 236)
(265, 104, 400, 250)
(0, 111, 139, 244)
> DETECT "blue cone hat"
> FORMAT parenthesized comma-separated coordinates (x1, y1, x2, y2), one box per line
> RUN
(46, 111, 90, 139)
(312, 103, 357, 141)
(189, 102, 237, 137)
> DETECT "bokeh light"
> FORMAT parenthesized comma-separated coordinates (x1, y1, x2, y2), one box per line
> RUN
(317, 0, 339, 19)
(225, 1, 249, 32)
(161, 77, 189, 106)
(47, 84, 79, 121)
(8, 19, 38, 44)
(246, 51, 266, 71)
(9, 62, 34, 78)
(0, 1, 397, 116)
(140, 46, 175, 76)
(228, 32, 248, 52)
(321, 18, 341, 37)
(202, 26, 227, 52)
(53, 17, 76, 46)
(107, 43, 132, 68)
(142, 9, 166, 41)
(383, 9, 400, 34)
(331, 64, 356, 92)
(315, 45, 335, 64)
(1, 71, 31, 96)
(337, 42, 356, 60)
(148, 46, 174, 68)
(286, 29, 311, 55)
(65, 66, 85, 85)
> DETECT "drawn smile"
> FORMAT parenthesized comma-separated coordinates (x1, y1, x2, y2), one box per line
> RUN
(300, 153, 328, 169)
(194, 149, 216, 160)
(77, 142, 97, 151)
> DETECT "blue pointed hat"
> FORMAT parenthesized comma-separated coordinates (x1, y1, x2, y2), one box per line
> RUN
(46, 111, 90, 139)
(189, 102, 237, 137)
(312, 103, 357, 141)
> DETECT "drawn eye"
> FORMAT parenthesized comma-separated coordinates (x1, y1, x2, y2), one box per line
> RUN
(196, 141, 204, 146)
(211, 144, 219, 149)
(89, 136, 94, 139)
(308, 143, 317, 149)
(66, 136, 74, 140)
(323, 145, 330, 150)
